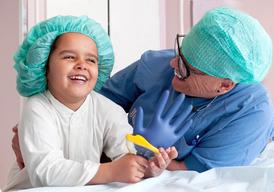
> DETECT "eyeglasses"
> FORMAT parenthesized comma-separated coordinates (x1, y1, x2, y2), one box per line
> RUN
(174, 34, 190, 80)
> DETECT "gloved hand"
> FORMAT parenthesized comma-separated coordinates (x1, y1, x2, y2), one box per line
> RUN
(134, 90, 192, 149)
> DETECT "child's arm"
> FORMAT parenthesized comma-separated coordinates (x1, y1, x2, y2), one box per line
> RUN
(144, 146, 178, 177)
(88, 153, 148, 184)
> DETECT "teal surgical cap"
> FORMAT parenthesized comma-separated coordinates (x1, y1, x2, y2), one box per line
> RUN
(14, 15, 114, 97)
(181, 7, 272, 83)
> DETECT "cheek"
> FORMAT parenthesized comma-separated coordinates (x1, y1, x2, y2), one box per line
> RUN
(90, 65, 99, 80)
(174, 77, 208, 95)
(46, 70, 58, 91)
(47, 63, 69, 86)
(170, 57, 178, 68)
(191, 77, 214, 92)
(46, 70, 55, 84)
(185, 78, 202, 92)
(191, 76, 220, 97)
(172, 77, 190, 92)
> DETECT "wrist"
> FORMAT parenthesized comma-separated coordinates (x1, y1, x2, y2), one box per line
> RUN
(88, 162, 114, 184)
(167, 160, 187, 171)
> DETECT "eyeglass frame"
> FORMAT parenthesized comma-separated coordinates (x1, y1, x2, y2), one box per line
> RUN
(175, 34, 191, 80)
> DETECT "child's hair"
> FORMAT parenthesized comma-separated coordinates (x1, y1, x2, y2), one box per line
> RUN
(14, 15, 114, 97)
(45, 35, 60, 72)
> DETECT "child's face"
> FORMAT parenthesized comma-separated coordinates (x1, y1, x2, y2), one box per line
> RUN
(47, 32, 98, 108)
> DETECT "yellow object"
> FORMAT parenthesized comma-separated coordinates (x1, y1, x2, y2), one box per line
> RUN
(126, 134, 160, 154)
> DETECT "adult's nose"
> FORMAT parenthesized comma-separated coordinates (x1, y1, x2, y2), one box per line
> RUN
(170, 57, 179, 69)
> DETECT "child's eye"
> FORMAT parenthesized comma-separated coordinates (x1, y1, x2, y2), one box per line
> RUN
(86, 58, 97, 64)
(63, 55, 75, 60)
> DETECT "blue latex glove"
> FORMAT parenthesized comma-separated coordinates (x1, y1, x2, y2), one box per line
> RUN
(134, 145, 155, 159)
(134, 90, 192, 150)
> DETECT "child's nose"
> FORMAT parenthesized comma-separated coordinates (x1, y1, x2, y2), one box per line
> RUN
(75, 60, 87, 70)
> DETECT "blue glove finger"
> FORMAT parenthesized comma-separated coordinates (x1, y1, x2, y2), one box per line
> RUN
(163, 93, 185, 121)
(155, 90, 170, 117)
(172, 105, 192, 128)
(175, 119, 192, 137)
(134, 107, 145, 135)
(135, 145, 154, 159)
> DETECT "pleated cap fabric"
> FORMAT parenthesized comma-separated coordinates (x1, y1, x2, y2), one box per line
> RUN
(181, 7, 272, 83)
(14, 15, 114, 96)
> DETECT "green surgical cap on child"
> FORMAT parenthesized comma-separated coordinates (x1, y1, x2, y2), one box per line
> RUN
(14, 15, 114, 97)
(181, 7, 272, 83)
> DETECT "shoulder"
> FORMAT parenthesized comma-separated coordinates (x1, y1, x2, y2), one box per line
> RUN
(23, 92, 53, 114)
(89, 91, 130, 130)
(20, 92, 56, 128)
(135, 49, 174, 89)
(138, 49, 174, 71)
(140, 49, 174, 62)
(229, 83, 269, 98)
(219, 84, 273, 133)
(209, 83, 274, 129)
(223, 83, 272, 111)
(89, 91, 126, 114)
(23, 92, 52, 112)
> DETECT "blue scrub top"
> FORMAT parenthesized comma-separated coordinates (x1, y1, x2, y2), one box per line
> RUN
(100, 49, 274, 172)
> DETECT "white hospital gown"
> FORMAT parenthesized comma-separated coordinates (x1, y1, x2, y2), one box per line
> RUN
(5, 90, 135, 190)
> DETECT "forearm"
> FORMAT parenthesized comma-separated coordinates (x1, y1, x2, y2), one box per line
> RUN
(24, 157, 99, 187)
(167, 160, 188, 171)
(88, 162, 114, 184)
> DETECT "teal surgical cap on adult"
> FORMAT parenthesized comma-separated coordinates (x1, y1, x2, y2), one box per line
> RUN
(14, 15, 114, 97)
(181, 7, 272, 83)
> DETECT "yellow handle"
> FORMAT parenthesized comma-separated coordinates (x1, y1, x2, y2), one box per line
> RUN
(126, 134, 159, 154)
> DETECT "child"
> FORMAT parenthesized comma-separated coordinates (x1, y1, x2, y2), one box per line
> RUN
(5, 16, 177, 191)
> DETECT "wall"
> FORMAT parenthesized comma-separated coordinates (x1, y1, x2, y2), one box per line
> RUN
(110, 0, 162, 74)
(45, 0, 170, 75)
(161, 0, 182, 49)
(0, 0, 20, 189)
(47, 0, 108, 31)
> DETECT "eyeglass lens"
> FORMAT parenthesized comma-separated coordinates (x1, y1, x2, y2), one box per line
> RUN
(176, 35, 189, 79)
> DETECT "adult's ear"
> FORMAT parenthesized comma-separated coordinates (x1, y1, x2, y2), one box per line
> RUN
(218, 79, 236, 94)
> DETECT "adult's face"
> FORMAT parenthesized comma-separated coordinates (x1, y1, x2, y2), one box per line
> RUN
(170, 56, 234, 98)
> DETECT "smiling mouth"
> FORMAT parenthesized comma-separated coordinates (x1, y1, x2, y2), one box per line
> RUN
(174, 69, 183, 80)
(68, 75, 88, 82)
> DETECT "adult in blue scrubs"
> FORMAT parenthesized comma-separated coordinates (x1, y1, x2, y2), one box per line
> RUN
(99, 7, 274, 172)
(12, 7, 273, 173)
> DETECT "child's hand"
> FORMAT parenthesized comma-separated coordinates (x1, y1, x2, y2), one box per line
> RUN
(144, 146, 178, 177)
(12, 125, 25, 169)
(110, 153, 148, 183)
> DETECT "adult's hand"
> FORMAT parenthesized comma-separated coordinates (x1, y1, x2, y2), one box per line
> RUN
(134, 90, 192, 148)
(12, 125, 25, 169)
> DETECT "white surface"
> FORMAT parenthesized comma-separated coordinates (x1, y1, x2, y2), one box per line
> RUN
(110, 0, 162, 75)
(11, 142, 274, 192)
